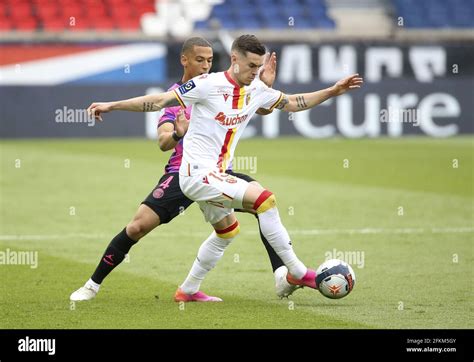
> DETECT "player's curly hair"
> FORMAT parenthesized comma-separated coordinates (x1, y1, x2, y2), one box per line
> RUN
(231, 35, 266, 56)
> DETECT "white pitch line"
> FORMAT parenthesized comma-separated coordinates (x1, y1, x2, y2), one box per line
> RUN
(285, 227, 474, 235)
(0, 234, 109, 241)
(0, 227, 472, 241)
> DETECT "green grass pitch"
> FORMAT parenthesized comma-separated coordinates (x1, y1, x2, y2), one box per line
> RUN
(0, 137, 472, 329)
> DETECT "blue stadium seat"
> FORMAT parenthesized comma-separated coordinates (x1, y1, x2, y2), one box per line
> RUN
(194, 20, 209, 30)
(392, 0, 474, 28)
(316, 17, 336, 29)
(219, 19, 239, 29)
(236, 7, 261, 19)
(211, 4, 233, 19)
(198, 0, 337, 30)
(263, 17, 291, 29)
(258, 7, 280, 20)
(280, 7, 305, 19)
(236, 18, 262, 29)
(292, 17, 314, 29)
(302, 0, 325, 4)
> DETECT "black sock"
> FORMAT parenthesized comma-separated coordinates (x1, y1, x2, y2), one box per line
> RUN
(91, 228, 138, 284)
(256, 214, 285, 272)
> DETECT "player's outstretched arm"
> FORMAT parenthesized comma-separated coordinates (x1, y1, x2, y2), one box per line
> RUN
(87, 91, 180, 121)
(276, 73, 363, 112)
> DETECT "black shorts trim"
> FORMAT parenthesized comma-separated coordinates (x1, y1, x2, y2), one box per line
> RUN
(140, 202, 172, 224)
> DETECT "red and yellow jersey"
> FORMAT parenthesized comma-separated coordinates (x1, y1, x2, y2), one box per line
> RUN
(174, 71, 283, 173)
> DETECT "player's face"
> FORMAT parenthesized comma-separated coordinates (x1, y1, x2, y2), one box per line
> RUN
(234, 51, 264, 86)
(182, 46, 213, 77)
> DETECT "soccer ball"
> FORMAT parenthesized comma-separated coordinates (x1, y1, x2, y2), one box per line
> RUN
(316, 259, 356, 299)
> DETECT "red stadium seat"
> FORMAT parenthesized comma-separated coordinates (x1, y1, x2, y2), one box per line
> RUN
(6, 0, 31, 6)
(110, 4, 135, 19)
(67, 18, 93, 31)
(41, 19, 67, 31)
(136, 3, 155, 14)
(106, 0, 129, 4)
(0, 0, 155, 31)
(0, 18, 14, 31)
(62, 5, 84, 19)
(9, 4, 33, 19)
(85, 4, 109, 19)
(90, 18, 116, 31)
(115, 16, 141, 30)
(0, 4, 7, 17)
(35, 4, 60, 20)
(14, 19, 39, 31)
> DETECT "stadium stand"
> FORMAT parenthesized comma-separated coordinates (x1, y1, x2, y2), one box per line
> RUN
(0, 0, 472, 35)
(194, 0, 335, 30)
(0, 0, 156, 31)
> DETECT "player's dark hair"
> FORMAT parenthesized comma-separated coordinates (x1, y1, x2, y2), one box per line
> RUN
(231, 35, 266, 56)
(181, 37, 212, 55)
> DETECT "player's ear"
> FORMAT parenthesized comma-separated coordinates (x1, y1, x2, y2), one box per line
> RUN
(180, 54, 187, 67)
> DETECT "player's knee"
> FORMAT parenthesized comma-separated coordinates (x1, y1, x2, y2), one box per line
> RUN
(126, 220, 150, 240)
(215, 220, 240, 239)
(253, 190, 276, 214)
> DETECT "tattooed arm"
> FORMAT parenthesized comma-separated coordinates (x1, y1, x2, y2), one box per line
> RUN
(87, 90, 181, 121)
(276, 73, 364, 112)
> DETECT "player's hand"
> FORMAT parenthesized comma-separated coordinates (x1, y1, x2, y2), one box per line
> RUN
(259, 51, 277, 88)
(174, 108, 189, 137)
(331, 74, 364, 96)
(87, 102, 114, 122)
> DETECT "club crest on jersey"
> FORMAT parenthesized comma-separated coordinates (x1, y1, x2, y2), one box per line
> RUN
(245, 93, 251, 104)
(223, 94, 230, 102)
(178, 80, 196, 95)
(215, 112, 248, 126)
(153, 188, 164, 199)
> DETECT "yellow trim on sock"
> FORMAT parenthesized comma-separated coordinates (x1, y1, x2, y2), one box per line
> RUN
(216, 224, 240, 239)
(256, 194, 276, 214)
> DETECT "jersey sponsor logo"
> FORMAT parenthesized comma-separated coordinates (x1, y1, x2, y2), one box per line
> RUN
(178, 80, 196, 95)
(214, 111, 248, 126)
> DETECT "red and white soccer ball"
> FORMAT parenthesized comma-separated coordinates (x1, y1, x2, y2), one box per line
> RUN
(316, 259, 356, 299)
